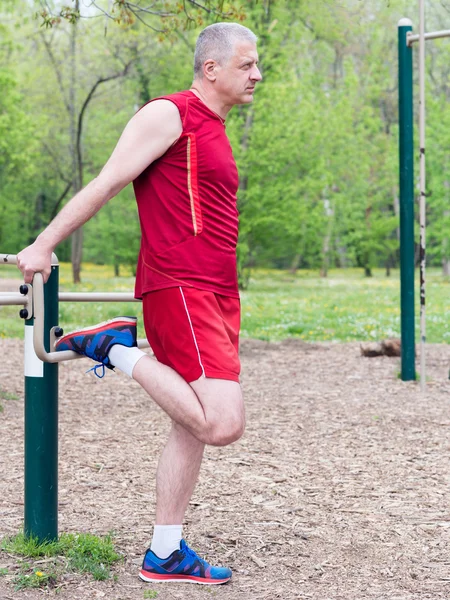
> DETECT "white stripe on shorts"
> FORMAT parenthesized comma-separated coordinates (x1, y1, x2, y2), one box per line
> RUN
(179, 287, 205, 378)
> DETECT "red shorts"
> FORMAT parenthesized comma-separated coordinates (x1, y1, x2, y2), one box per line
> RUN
(142, 287, 240, 383)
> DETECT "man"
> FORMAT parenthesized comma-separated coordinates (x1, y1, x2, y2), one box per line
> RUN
(17, 22, 261, 585)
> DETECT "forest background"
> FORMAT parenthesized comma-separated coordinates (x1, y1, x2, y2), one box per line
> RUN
(1, 0, 449, 287)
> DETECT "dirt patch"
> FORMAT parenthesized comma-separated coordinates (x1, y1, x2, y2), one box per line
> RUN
(1, 338, 450, 599)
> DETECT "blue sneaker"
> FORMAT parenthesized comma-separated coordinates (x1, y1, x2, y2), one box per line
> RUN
(139, 539, 232, 585)
(55, 316, 137, 371)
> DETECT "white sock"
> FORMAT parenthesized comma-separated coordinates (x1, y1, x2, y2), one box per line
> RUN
(108, 345, 146, 378)
(150, 525, 183, 559)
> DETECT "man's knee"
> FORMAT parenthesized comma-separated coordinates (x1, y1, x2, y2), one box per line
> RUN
(189, 377, 245, 446)
(206, 416, 246, 447)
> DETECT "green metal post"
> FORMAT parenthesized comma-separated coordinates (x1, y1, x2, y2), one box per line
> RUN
(24, 265, 59, 541)
(398, 19, 416, 381)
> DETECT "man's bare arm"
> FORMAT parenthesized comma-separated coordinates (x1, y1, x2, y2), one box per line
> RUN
(17, 100, 182, 283)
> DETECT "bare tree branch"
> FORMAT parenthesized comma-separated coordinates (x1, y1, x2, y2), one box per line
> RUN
(128, 9, 166, 33)
(182, 0, 196, 26)
(40, 32, 71, 113)
(75, 61, 134, 177)
(42, 141, 72, 185)
(174, 28, 196, 52)
(38, 0, 242, 30)
(185, 0, 227, 15)
(118, 1, 175, 17)
(50, 181, 73, 219)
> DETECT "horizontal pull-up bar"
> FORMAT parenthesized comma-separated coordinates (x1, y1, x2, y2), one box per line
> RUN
(407, 29, 450, 45)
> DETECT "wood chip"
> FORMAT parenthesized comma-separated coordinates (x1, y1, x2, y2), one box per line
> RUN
(250, 554, 265, 568)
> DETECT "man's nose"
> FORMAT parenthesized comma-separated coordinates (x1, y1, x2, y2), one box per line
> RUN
(251, 66, 262, 81)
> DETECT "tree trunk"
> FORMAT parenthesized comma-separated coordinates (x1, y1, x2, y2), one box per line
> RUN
(363, 204, 372, 277)
(289, 253, 302, 274)
(320, 231, 331, 278)
(289, 220, 308, 275)
(442, 204, 450, 276)
(71, 228, 83, 283)
(393, 187, 400, 241)
(237, 107, 254, 200)
(70, 1, 83, 284)
(236, 107, 254, 289)
(320, 242, 330, 277)
(320, 197, 334, 278)
(41, 3, 134, 284)
(335, 239, 348, 268)
(443, 258, 450, 276)
(385, 258, 391, 277)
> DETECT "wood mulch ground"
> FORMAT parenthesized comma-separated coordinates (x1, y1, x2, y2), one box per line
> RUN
(1, 337, 450, 600)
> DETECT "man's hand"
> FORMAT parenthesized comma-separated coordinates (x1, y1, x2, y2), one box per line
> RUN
(17, 243, 53, 284)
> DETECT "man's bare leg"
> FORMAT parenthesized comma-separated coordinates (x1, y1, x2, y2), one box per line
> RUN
(149, 375, 244, 554)
(155, 421, 205, 525)
(132, 356, 245, 446)
(139, 373, 244, 559)
(148, 421, 205, 558)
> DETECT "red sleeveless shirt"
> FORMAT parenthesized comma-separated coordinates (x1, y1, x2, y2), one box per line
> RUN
(133, 90, 240, 299)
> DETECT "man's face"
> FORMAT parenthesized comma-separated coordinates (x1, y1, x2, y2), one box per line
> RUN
(215, 40, 262, 106)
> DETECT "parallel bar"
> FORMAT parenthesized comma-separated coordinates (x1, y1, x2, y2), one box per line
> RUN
(0, 294, 28, 306)
(0, 253, 18, 265)
(59, 292, 139, 302)
(408, 29, 450, 44)
(418, 0, 426, 393)
(398, 18, 416, 381)
(0, 253, 59, 266)
(32, 274, 149, 363)
(33, 336, 150, 363)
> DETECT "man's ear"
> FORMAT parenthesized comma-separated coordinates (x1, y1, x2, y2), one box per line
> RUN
(204, 59, 217, 81)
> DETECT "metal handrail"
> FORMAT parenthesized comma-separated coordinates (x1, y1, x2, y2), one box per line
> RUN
(32, 273, 81, 363)
(0, 293, 29, 306)
(59, 292, 137, 302)
(1, 253, 18, 265)
(0, 254, 28, 309)
(1, 253, 149, 363)
(407, 29, 450, 45)
(1, 252, 59, 265)
(32, 273, 149, 363)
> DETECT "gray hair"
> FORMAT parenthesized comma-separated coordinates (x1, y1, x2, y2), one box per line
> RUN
(194, 23, 257, 78)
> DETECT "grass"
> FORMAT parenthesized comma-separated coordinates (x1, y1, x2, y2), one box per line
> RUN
(240, 267, 450, 343)
(0, 386, 19, 413)
(1, 531, 121, 590)
(12, 565, 57, 591)
(1, 263, 450, 343)
(0, 388, 19, 401)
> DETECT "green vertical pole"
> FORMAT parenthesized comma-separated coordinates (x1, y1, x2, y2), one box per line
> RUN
(398, 19, 416, 381)
(24, 265, 59, 541)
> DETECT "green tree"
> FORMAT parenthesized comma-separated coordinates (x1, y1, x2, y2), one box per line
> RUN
(0, 68, 39, 252)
